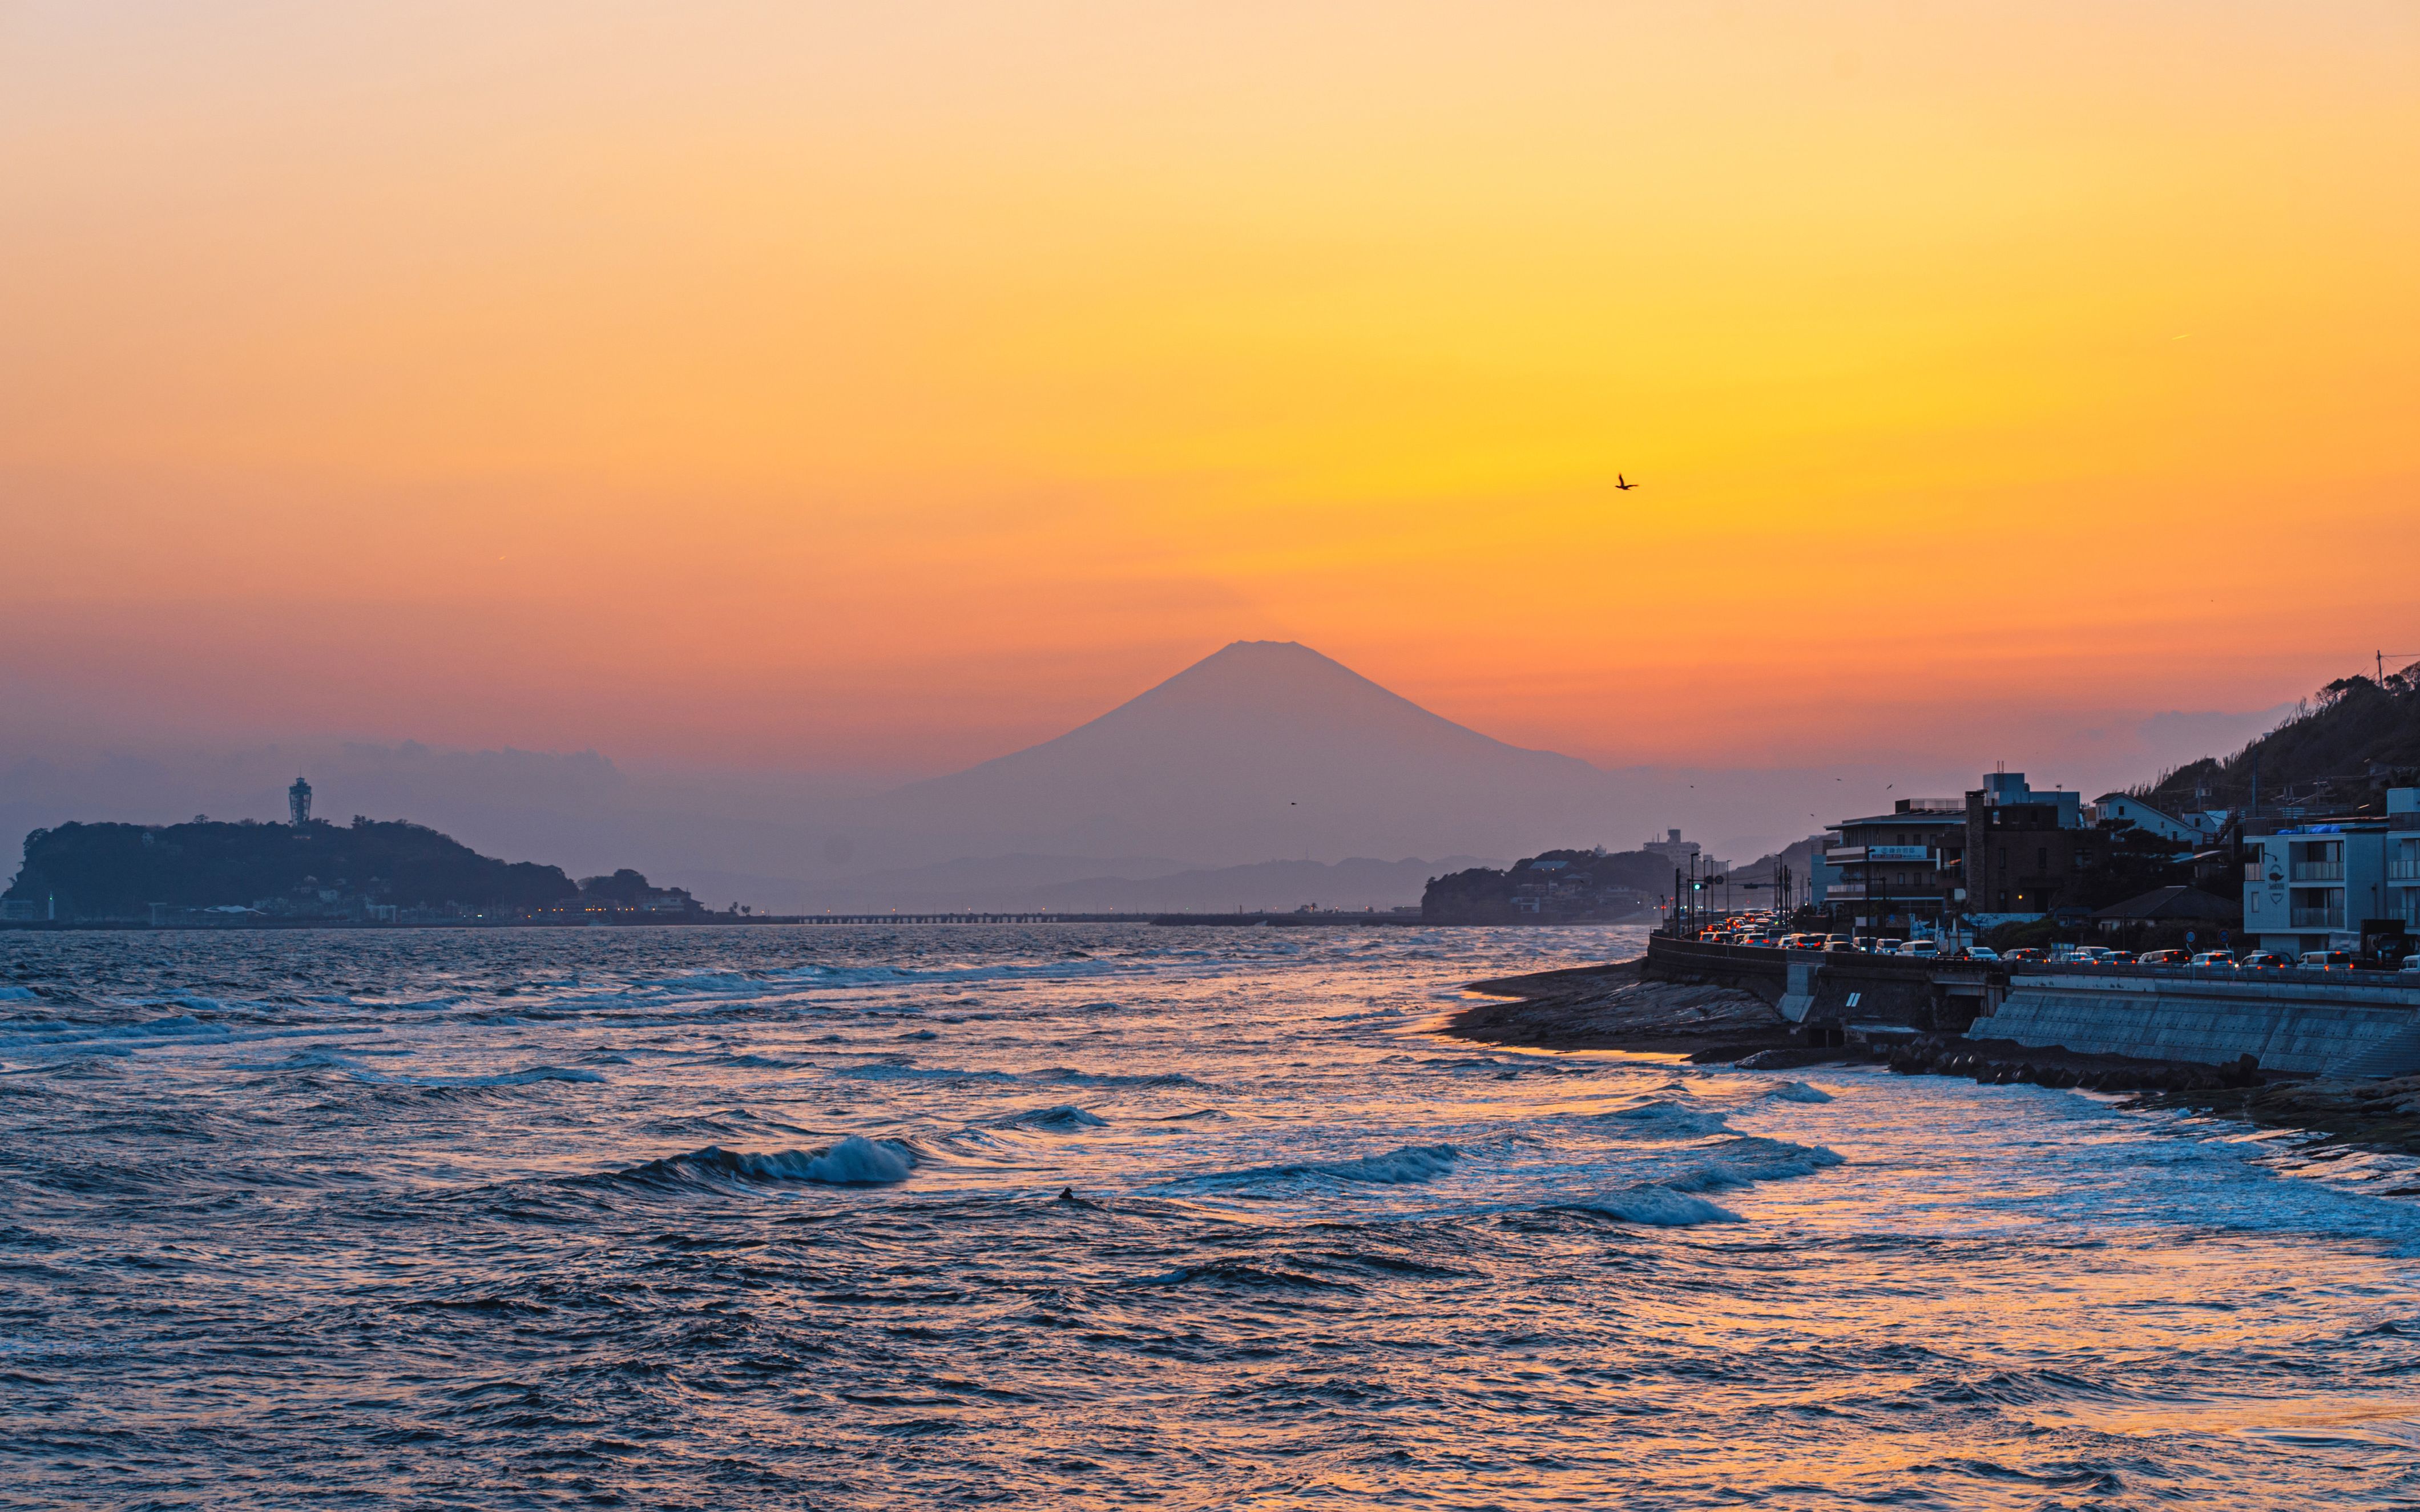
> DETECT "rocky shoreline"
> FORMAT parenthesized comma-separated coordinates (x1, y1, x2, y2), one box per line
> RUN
(1451, 956, 2420, 1159)
(1449, 958, 1799, 1061)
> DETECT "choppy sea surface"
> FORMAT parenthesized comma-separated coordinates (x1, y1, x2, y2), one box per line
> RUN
(6, 923, 2420, 1510)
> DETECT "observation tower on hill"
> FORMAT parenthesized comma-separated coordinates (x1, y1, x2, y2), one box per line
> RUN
(288, 776, 312, 827)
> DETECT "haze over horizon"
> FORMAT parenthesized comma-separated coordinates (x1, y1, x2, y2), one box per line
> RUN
(5, 1, 2415, 804)
(3, 638, 2296, 910)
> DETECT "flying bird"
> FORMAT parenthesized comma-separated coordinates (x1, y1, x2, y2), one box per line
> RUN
(1614, 474, 1638, 491)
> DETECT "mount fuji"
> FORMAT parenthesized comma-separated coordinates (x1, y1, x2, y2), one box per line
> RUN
(876, 641, 1632, 868)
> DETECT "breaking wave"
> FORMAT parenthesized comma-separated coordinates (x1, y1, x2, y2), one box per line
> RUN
(1572, 1188, 1743, 1226)
(996, 1104, 1109, 1131)
(1185, 1142, 1463, 1190)
(1601, 1099, 1735, 1138)
(608, 1135, 921, 1190)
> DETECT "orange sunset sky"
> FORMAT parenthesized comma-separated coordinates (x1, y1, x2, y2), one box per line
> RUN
(3, 2, 2415, 778)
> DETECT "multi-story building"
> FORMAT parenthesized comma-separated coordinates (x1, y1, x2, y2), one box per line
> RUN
(2394, 789, 2420, 929)
(2244, 788, 2420, 953)
(1640, 830, 1700, 869)
(1823, 801, 1966, 933)
(1965, 771, 2094, 924)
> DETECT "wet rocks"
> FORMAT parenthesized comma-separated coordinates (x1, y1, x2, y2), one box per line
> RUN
(1448, 958, 1798, 1058)
(1885, 1035, 2262, 1093)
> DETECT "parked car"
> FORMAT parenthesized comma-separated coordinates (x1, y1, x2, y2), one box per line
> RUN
(2138, 949, 2188, 965)
(2186, 951, 2236, 969)
(2298, 949, 2357, 971)
(2240, 951, 2287, 969)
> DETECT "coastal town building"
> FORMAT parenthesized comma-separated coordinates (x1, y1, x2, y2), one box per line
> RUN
(2395, 789, 2420, 929)
(2243, 789, 2420, 954)
(1640, 830, 1700, 868)
(1964, 771, 2094, 925)
(2090, 792, 2214, 846)
(1822, 800, 1965, 933)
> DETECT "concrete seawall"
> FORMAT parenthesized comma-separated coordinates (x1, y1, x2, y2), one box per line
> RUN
(1643, 936, 2004, 1032)
(1972, 969, 2420, 1077)
(1644, 935, 2420, 1076)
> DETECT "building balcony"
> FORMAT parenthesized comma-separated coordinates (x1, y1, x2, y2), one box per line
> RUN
(2290, 862, 2344, 882)
(2390, 859, 2420, 882)
(2290, 905, 2346, 929)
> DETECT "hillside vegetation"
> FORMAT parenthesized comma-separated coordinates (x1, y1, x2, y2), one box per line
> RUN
(2144, 663, 2420, 814)
(4, 819, 579, 920)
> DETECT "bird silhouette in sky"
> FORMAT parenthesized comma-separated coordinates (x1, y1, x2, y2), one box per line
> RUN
(1614, 474, 1638, 491)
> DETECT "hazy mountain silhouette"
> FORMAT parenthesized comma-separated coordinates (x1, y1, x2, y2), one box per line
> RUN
(880, 641, 1631, 866)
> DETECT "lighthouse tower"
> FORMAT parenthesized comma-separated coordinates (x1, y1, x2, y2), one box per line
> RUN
(289, 776, 313, 828)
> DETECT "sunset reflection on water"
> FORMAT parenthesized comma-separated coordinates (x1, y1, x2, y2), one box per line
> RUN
(5, 923, 2418, 1507)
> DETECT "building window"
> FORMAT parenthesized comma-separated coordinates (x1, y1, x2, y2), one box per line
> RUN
(2036, 847, 2048, 872)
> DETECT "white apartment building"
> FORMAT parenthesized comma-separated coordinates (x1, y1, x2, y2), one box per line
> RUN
(2243, 789, 2419, 953)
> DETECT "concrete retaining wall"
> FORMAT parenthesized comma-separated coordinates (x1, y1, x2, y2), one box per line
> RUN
(1970, 970, 2420, 1076)
(1643, 936, 2002, 1032)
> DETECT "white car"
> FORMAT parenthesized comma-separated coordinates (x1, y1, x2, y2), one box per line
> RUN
(2188, 951, 2237, 969)
(1964, 945, 2000, 962)
(2403, 954, 2420, 973)
(1901, 940, 1940, 957)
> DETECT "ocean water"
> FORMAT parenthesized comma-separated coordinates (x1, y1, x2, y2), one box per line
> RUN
(5, 923, 2420, 1510)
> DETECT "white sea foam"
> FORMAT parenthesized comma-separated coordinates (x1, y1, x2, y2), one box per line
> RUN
(1580, 1187, 1743, 1226)
(1185, 1142, 1464, 1190)
(624, 1137, 920, 1187)
(999, 1104, 1109, 1130)
(1602, 1100, 1734, 1138)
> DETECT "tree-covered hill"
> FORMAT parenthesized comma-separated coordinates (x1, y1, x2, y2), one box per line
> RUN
(1422, 847, 1671, 924)
(4, 818, 579, 920)
(2142, 663, 2420, 815)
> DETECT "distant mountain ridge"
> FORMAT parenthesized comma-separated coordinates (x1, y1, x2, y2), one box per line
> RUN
(879, 641, 1628, 866)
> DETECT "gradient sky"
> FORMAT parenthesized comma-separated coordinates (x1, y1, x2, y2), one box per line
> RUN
(4, 1, 2415, 777)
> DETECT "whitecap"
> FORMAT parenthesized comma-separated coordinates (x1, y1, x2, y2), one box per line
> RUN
(1600, 1100, 1733, 1138)
(1766, 1081, 1835, 1103)
(997, 1104, 1109, 1131)
(611, 1136, 919, 1188)
(1184, 1142, 1462, 1190)
(1579, 1187, 1742, 1226)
